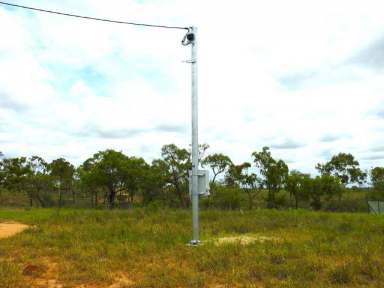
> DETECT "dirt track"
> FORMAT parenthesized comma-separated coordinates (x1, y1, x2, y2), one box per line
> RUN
(0, 222, 29, 239)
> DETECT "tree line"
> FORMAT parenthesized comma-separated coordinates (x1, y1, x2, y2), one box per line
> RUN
(1, 146, 384, 210)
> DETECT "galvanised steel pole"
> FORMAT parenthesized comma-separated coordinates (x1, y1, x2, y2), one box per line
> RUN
(190, 26, 199, 245)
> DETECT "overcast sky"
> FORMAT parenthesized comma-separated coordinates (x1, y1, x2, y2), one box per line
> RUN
(1, 0, 384, 174)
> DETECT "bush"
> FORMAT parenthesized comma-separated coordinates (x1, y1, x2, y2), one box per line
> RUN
(145, 200, 168, 211)
(210, 187, 242, 210)
(324, 198, 368, 212)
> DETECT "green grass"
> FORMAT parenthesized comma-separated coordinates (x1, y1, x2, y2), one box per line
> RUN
(0, 208, 384, 287)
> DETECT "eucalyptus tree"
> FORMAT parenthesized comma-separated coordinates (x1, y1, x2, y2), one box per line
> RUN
(0, 157, 31, 204)
(198, 143, 210, 163)
(242, 172, 262, 209)
(26, 156, 52, 207)
(202, 153, 232, 184)
(0, 157, 29, 189)
(309, 174, 342, 210)
(370, 167, 384, 198)
(153, 144, 191, 208)
(77, 161, 102, 208)
(0, 156, 51, 206)
(225, 162, 251, 187)
(371, 167, 384, 189)
(49, 158, 75, 206)
(80, 150, 129, 208)
(122, 156, 149, 206)
(252, 147, 288, 208)
(286, 171, 310, 209)
(316, 153, 366, 186)
(224, 162, 261, 209)
(141, 162, 166, 206)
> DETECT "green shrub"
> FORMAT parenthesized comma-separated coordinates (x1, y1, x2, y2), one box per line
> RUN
(210, 187, 241, 210)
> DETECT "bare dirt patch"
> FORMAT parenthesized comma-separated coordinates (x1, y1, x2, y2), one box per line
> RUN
(108, 274, 134, 288)
(24, 258, 63, 288)
(0, 222, 29, 239)
(73, 274, 134, 288)
(214, 235, 280, 246)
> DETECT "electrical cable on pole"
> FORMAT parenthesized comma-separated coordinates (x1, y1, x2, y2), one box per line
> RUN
(1, 1, 201, 246)
(0, 1, 188, 30)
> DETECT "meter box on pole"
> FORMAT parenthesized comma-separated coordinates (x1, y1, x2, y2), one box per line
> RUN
(189, 170, 210, 197)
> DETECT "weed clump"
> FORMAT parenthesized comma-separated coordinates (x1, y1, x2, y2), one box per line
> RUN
(0, 261, 22, 288)
(329, 264, 353, 284)
(270, 255, 285, 265)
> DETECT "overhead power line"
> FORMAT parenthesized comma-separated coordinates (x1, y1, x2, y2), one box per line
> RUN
(0, 1, 189, 30)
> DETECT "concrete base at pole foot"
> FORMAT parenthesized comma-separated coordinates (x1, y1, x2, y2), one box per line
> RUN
(188, 239, 201, 246)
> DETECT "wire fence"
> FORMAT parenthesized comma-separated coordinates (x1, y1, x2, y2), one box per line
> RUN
(368, 201, 384, 215)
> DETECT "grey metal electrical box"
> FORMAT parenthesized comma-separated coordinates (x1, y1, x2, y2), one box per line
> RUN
(189, 170, 210, 197)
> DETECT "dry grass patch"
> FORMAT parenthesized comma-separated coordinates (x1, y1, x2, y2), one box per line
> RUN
(214, 234, 280, 246)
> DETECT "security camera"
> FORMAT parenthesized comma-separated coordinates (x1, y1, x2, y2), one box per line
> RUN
(186, 32, 195, 42)
(181, 28, 196, 46)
